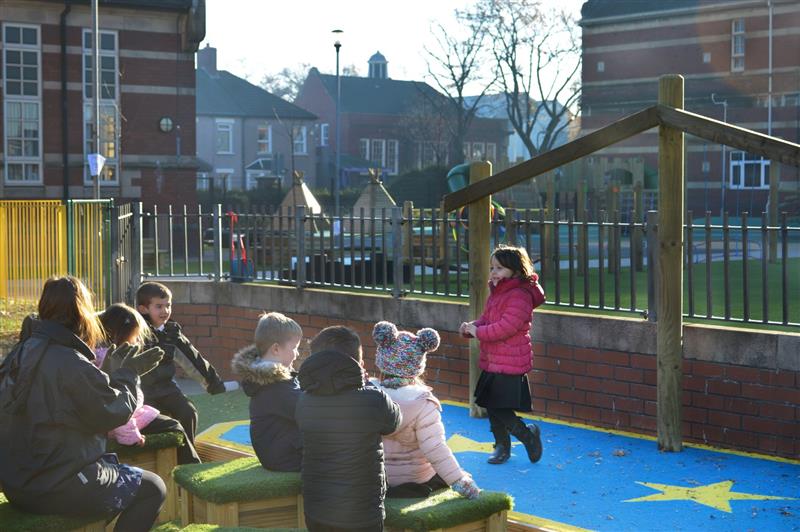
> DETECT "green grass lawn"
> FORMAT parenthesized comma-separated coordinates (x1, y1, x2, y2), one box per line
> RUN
(0, 301, 35, 358)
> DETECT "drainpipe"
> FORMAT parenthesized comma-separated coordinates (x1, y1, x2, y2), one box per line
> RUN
(767, 0, 773, 137)
(60, 1, 72, 201)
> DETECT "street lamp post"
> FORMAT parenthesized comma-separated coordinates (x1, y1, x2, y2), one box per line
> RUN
(91, 0, 100, 199)
(333, 29, 343, 215)
(711, 93, 728, 217)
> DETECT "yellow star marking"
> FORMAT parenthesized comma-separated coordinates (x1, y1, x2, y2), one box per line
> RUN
(446, 434, 520, 454)
(624, 480, 796, 513)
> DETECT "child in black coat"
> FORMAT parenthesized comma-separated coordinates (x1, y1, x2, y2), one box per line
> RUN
(136, 281, 226, 447)
(231, 311, 303, 472)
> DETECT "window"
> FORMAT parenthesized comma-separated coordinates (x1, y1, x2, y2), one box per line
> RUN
(597, 61, 605, 73)
(257, 125, 272, 154)
(416, 141, 447, 169)
(4, 24, 42, 184)
(82, 29, 118, 184)
(320, 123, 329, 146)
(487, 143, 497, 162)
(82, 29, 117, 100)
(216, 121, 233, 154)
(360, 138, 370, 160)
(462, 142, 470, 160)
(471, 142, 486, 160)
(83, 103, 119, 184)
(701, 161, 710, 173)
(197, 172, 210, 191)
(370, 139, 385, 167)
(731, 19, 745, 72)
(386, 140, 399, 175)
(782, 93, 799, 107)
(730, 151, 769, 189)
(292, 125, 307, 155)
(702, 52, 711, 64)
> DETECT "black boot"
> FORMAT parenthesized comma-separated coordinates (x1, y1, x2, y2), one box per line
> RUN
(511, 420, 542, 463)
(488, 429, 511, 464)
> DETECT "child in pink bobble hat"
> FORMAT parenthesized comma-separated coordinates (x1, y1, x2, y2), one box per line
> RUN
(372, 321, 481, 499)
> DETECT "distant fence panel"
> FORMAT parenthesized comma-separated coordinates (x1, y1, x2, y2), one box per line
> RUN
(135, 203, 800, 328)
(0, 200, 111, 309)
(0, 200, 67, 304)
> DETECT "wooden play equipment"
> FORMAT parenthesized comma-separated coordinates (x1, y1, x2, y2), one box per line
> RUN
(444, 74, 800, 451)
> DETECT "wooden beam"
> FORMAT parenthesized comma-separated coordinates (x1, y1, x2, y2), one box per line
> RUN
(657, 75, 684, 453)
(657, 105, 800, 166)
(443, 106, 660, 211)
(468, 161, 491, 419)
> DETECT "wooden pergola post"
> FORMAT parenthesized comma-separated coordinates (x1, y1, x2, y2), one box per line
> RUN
(468, 161, 491, 417)
(657, 75, 685, 452)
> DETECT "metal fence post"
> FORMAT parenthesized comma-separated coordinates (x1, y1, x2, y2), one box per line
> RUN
(391, 206, 403, 298)
(295, 206, 306, 289)
(646, 210, 658, 322)
(132, 202, 143, 290)
(213, 203, 223, 281)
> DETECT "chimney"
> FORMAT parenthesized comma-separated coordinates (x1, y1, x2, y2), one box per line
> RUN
(197, 44, 217, 73)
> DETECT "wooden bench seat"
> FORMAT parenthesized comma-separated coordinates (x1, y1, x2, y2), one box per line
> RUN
(0, 493, 106, 532)
(108, 430, 184, 523)
(174, 457, 512, 531)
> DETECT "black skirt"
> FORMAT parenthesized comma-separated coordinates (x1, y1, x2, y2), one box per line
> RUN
(474, 371, 532, 411)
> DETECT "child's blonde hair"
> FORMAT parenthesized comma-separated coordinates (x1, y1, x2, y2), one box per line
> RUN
(254, 312, 302, 355)
(491, 245, 535, 280)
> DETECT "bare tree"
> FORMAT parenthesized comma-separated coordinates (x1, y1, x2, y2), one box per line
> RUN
(424, 15, 496, 165)
(399, 93, 451, 169)
(260, 63, 311, 102)
(475, 0, 581, 157)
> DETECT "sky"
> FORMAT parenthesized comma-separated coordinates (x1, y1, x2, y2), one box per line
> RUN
(203, 0, 586, 89)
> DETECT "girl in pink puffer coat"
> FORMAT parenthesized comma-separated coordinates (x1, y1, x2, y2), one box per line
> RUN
(460, 245, 546, 466)
(373, 321, 480, 499)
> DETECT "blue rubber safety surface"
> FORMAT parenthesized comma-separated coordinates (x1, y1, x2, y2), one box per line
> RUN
(200, 402, 800, 531)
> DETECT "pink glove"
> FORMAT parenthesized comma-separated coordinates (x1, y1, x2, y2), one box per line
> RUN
(452, 475, 481, 499)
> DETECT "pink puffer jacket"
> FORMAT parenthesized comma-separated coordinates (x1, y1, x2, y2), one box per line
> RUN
(475, 275, 545, 375)
(377, 382, 467, 487)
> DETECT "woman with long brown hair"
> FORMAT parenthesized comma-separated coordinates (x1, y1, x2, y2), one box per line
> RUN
(0, 276, 166, 531)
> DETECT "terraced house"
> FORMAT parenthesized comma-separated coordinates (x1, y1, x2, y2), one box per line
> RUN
(0, 0, 204, 205)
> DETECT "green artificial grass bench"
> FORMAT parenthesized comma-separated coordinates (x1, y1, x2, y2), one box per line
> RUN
(385, 490, 512, 532)
(174, 456, 512, 531)
(0, 492, 106, 532)
(108, 430, 184, 523)
(173, 457, 304, 528)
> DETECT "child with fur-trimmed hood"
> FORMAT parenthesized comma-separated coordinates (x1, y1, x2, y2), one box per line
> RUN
(372, 321, 481, 499)
(232, 312, 303, 472)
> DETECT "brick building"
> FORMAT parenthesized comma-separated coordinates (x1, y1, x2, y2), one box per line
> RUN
(580, 0, 800, 216)
(0, 0, 204, 205)
(295, 52, 509, 189)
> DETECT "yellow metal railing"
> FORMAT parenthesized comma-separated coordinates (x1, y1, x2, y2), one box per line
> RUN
(0, 200, 110, 309)
(0, 201, 67, 304)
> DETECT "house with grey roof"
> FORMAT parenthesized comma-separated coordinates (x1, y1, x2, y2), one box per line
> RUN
(295, 52, 509, 189)
(196, 45, 317, 193)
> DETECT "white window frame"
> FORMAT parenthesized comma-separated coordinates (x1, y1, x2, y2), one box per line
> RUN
(486, 142, 497, 163)
(293, 125, 308, 155)
(82, 28, 119, 185)
(246, 170, 268, 191)
(729, 151, 769, 190)
(702, 52, 711, 64)
(214, 168, 234, 191)
(257, 124, 272, 154)
(731, 19, 745, 72)
(471, 142, 486, 160)
(320, 123, 329, 147)
(386, 139, 399, 175)
(360, 138, 370, 160)
(216, 120, 234, 154)
(4, 23, 43, 185)
(370, 138, 386, 168)
(596, 61, 605, 73)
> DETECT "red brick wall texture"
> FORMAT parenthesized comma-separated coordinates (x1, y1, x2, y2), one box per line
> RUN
(173, 303, 799, 459)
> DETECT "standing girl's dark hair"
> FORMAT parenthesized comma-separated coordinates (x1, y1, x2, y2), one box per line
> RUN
(38, 276, 104, 350)
(99, 303, 152, 347)
(491, 245, 535, 280)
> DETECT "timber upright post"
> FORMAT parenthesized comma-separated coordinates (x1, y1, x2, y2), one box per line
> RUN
(657, 75, 684, 452)
(468, 161, 492, 417)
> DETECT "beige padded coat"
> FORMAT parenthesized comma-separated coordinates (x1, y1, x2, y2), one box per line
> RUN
(377, 382, 467, 487)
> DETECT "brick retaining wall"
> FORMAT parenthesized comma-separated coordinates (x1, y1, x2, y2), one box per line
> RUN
(167, 281, 800, 459)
